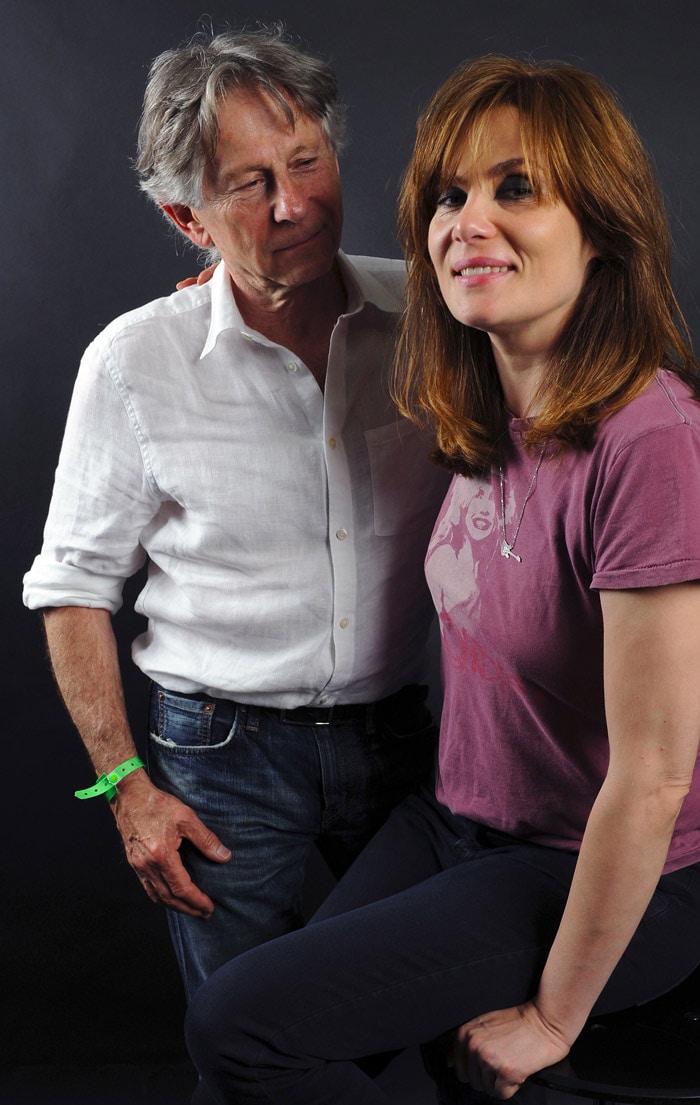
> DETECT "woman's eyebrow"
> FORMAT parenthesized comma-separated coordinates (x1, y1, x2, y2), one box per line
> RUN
(452, 158, 527, 187)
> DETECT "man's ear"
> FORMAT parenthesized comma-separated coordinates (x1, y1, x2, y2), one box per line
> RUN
(160, 203, 213, 248)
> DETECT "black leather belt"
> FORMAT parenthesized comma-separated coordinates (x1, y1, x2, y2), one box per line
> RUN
(277, 683, 428, 726)
(162, 683, 429, 728)
(278, 702, 371, 725)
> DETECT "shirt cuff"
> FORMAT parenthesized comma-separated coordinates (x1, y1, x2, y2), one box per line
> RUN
(22, 557, 126, 613)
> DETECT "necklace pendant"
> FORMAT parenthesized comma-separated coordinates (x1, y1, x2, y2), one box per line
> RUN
(500, 539, 522, 563)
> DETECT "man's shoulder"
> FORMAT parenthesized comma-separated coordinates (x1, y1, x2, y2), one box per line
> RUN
(94, 283, 212, 352)
(343, 254, 407, 308)
(346, 254, 406, 273)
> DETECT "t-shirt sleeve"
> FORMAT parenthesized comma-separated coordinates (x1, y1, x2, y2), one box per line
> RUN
(591, 420, 700, 590)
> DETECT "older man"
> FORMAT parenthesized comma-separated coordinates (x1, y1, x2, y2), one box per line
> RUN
(23, 28, 447, 1000)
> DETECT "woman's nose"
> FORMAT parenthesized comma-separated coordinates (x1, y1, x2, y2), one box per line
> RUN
(451, 192, 496, 241)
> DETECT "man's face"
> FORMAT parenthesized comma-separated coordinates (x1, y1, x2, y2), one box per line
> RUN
(189, 88, 343, 301)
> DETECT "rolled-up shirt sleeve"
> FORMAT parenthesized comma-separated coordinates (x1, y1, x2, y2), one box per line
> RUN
(23, 339, 159, 612)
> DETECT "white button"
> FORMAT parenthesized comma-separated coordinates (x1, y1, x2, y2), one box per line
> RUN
(286, 361, 299, 373)
(339, 617, 349, 629)
(336, 528, 348, 540)
(328, 436, 337, 449)
(318, 695, 329, 705)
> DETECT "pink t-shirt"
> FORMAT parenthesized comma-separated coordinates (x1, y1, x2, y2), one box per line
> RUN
(425, 371, 700, 873)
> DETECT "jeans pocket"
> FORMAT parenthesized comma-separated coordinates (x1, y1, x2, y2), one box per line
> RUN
(148, 685, 239, 752)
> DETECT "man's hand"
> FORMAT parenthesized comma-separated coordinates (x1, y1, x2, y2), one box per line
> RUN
(176, 263, 218, 290)
(42, 607, 231, 918)
(449, 1002, 571, 1100)
(111, 770, 231, 918)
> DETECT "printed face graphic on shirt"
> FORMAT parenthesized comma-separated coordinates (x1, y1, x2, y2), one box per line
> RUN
(465, 484, 497, 542)
(426, 477, 500, 624)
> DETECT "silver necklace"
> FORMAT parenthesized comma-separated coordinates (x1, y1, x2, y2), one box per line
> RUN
(498, 446, 546, 563)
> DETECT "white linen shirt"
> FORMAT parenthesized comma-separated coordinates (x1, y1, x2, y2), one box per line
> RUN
(24, 254, 448, 707)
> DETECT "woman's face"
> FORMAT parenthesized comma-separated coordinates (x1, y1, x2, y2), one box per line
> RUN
(465, 484, 496, 542)
(427, 107, 596, 360)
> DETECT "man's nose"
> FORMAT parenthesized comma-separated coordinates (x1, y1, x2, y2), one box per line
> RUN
(273, 176, 307, 223)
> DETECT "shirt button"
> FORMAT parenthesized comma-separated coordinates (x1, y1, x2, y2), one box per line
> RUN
(336, 528, 348, 540)
(328, 436, 337, 449)
(339, 617, 349, 629)
(286, 361, 299, 373)
(319, 695, 330, 705)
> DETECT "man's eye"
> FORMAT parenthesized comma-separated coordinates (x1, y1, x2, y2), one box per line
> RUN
(497, 174, 533, 200)
(435, 186, 466, 210)
(231, 177, 265, 195)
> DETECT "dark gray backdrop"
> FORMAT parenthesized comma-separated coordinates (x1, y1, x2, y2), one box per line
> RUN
(4, 0, 700, 1072)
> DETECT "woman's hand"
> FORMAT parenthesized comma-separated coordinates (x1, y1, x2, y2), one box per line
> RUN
(449, 1002, 571, 1099)
(176, 262, 218, 290)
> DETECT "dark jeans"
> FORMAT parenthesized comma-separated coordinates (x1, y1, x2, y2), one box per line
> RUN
(185, 786, 700, 1105)
(147, 682, 437, 999)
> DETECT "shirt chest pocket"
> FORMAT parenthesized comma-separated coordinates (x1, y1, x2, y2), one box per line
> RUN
(365, 420, 449, 537)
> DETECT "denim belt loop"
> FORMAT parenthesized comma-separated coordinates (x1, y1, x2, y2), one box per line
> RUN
(242, 704, 260, 732)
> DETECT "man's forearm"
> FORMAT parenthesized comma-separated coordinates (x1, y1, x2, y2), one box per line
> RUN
(43, 605, 139, 775)
(43, 605, 227, 916)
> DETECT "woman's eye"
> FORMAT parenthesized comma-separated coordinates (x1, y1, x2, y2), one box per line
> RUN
(435, 186, 466, 210)
(497, 174, 533, 201)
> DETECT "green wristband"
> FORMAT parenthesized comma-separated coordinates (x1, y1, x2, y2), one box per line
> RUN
(74, 757, 145, 801)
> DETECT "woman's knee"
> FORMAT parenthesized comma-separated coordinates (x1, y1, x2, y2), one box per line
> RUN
(185, 955, 276, 1097)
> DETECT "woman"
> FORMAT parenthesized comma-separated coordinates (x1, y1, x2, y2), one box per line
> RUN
(185, 56, 700, 1104)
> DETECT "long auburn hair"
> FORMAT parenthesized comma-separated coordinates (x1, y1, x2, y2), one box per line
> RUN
(394, 55, 699, 475)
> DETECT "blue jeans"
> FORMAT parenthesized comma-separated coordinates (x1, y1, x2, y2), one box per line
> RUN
(147, 683, 437, 1000)
(185, 786, 700, 1105)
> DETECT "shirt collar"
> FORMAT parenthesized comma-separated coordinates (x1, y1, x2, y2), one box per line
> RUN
(200, 261, 248, 359)
(200, 250, 401, 359)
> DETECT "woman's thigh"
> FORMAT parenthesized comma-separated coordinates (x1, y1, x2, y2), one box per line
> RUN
(187, 845, 700, 1105)
(311, 785, 470, 923)
(187, 845, 574, 1091)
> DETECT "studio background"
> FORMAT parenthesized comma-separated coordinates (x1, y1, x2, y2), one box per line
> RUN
(4, 0, 700, 1093)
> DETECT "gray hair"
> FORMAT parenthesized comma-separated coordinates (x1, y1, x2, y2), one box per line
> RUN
(135, 25, 348, 208)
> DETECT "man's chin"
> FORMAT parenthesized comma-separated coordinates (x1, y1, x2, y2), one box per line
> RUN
(272, 252, 339, 290)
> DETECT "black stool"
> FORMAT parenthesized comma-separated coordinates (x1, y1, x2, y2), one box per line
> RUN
(529, 966, 700, 1104)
